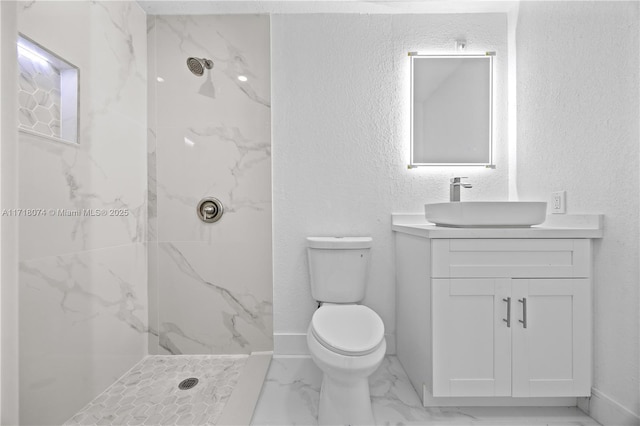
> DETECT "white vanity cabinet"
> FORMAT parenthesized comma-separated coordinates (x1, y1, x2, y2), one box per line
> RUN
(432, 277, 513, 397)
(432, 277, 591, 398)
(393, 215, 602, 406)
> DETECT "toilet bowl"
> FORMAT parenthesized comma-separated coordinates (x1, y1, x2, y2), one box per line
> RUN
(307, 303, 386, 426)
(305, 236, 385, 425)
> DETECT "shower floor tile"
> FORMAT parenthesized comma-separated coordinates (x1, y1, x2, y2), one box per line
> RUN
(64, 355, 247, 426)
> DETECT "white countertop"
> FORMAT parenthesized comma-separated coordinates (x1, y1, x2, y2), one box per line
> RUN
(391, 213, 604, 239)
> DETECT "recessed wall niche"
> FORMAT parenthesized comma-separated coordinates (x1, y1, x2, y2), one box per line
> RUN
(17, 34, 79, 144)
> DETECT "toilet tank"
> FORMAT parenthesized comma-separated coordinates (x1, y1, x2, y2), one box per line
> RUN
(306, 237, 372, 303)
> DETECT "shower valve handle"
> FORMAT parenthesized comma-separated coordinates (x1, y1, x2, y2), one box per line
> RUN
(197, 197, 224, 223)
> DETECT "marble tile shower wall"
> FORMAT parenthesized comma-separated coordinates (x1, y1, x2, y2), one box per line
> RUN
(17, 2, 148, 425)
(147, 15, 272, 355)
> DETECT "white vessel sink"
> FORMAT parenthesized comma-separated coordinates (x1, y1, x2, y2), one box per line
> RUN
(425, 201, 547, 228)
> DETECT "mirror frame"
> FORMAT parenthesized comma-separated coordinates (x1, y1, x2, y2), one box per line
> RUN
(409, 53, 494, 168)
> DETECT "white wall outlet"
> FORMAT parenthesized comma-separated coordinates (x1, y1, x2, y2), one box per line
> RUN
(551, 191, 566, 214)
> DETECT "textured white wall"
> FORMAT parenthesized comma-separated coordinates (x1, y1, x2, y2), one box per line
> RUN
(272, 13, 508, 349)
(516, 2, 639, 422)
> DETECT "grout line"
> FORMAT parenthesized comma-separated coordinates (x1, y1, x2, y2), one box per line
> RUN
(20, 241, 146, 263)
(146, 353, 250, 359)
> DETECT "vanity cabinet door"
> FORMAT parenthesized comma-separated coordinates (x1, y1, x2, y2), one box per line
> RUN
(511, 279, 591, 397)
(432, 278, 512, 397)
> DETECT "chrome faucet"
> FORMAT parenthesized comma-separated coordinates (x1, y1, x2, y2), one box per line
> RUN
(450, 177, 472, 202)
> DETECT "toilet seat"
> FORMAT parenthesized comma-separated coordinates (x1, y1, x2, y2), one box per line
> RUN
(311, 304, 384, 356)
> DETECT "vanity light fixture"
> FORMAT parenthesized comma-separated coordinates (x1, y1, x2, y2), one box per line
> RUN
(408, 51, 496, 168)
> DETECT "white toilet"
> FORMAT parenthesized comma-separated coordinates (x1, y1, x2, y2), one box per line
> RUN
(306, 236, 386, 426)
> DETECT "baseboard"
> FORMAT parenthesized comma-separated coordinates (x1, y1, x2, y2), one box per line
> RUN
(274, 332, 396, 355)
(274, 333, 309, 355)
(385, 333, 396, 354)
(422, 385, 576, 407)
(580, 388, 640, 426)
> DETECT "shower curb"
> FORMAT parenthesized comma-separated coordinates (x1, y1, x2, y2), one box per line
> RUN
(216, 352, 273, 425)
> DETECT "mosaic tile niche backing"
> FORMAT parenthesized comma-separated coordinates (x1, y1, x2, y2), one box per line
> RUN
(17, 35, 78, 143)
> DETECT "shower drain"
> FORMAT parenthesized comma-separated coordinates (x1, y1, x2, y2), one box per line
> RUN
(178, 377, 199, 390)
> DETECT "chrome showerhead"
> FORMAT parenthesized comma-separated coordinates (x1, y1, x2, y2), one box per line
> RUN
(186, 57, 213, 76)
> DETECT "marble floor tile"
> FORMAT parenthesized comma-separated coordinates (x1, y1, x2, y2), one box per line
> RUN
(64, 355, 247, 426)
(251, 356, 322, 426)
(251, 356, 601, 426)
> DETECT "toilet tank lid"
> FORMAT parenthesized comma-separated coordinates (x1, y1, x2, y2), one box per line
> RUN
(306, 237, 372, 249)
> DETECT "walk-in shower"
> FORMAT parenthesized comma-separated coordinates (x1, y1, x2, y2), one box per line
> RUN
(14, 4, 272, 425)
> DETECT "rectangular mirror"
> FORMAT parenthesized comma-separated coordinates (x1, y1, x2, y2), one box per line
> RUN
(410, 54, 493, 167)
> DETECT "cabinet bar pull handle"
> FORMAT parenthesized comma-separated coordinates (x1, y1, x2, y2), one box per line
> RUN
(502, 297, 511, 327)
(518, 297, 527, 328)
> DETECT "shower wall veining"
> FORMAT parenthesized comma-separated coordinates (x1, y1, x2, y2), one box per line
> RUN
(17, 1, 148, 425)
(146, 15, 272, 355)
